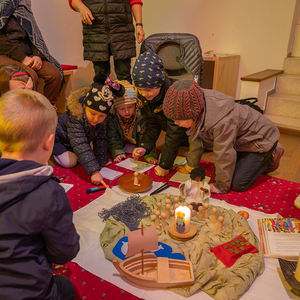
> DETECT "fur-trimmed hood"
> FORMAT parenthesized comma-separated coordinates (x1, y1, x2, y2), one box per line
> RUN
(66, 86, 91, 119)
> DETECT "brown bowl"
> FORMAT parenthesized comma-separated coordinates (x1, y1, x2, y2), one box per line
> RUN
(118, 173, 153, 193)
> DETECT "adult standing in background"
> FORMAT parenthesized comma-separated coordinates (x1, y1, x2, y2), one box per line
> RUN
(0, 0, 63, 106)
(69, 0, 145, 83)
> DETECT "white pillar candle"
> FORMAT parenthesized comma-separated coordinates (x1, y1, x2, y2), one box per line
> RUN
(175, 205, 191, 233)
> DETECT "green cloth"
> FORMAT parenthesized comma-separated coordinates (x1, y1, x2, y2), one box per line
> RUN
(100, 194, 264, 300)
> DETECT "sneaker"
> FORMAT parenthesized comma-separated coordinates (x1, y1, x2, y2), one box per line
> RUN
(265, 145, 284, 173)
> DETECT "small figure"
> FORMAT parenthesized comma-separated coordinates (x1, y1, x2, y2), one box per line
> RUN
(183, 202, 188, 207)
(171, 203, 179, 216)
(203, 203, 209, 219)
(216, 216, 224, 232)
(166, 193, 171, 203)
(179, 167, 210, 204)
(165, 204, 171, 219)
(173, 197, 179, 210)
(211, 207, 217, 223)
(198, 206, 204, 221)
(157, 202, 162, 213)
(155, 211, 160, 226)
(161, 212, 167, 229)
(133, 172, 140, 186)
(150, 214, 156, 222)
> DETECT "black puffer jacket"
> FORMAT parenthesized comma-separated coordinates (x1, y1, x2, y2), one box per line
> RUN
(55, 86, 111, 176)
(138, 76, 188, 170)
(82, 0, 136, 61)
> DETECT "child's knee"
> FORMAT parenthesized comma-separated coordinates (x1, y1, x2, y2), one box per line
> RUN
(54, 152, 77, 168)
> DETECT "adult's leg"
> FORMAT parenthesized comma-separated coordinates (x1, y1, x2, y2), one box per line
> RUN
(231, 144, 275, 192)
(51, 275, 75, 300)
(114, 58, 132, 83)
(36, 61, 61, 104)
(93, 60, 110, 78)
(0, 55, 39, 90)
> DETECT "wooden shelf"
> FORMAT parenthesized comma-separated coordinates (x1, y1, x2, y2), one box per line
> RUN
(240, 69, 283, 82)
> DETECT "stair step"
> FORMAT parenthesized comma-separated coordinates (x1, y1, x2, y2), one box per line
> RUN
(276, 74, 300, 95)
(266, 93, 300, 118)
(283, 57, 300, 75)
(264, 114, 300, 136)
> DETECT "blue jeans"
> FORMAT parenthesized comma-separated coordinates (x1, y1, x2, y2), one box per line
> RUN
(231, 143, 276, 192)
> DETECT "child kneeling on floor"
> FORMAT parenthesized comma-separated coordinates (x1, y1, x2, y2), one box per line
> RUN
(0, 90, 80, 300)
(53, 74, 124, 185)
(107, 80, 157, 163)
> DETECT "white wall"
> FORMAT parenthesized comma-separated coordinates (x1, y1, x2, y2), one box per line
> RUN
(31, 0, 296, 98)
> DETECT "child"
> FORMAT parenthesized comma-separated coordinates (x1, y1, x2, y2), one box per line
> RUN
(0, 89, 80, 300)
(69, 0, 144, 82)
(132, 51, 188, 176)
(0, 63, 33, 96)
(107, 80, 157, 163)
(163, 79, 284, 194)
(53, 74, 124, 185)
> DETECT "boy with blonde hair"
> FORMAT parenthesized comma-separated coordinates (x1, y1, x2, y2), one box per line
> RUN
(0, 90, 80, 300)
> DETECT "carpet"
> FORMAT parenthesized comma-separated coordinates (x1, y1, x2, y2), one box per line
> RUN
(52, 159, 300, 300)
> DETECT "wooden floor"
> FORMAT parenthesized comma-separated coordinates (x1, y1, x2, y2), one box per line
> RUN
(157, 132, 300, 184)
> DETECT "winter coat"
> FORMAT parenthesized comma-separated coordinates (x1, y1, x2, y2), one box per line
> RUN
(107, 108, 157, 160)
(138, 76, 188, 170)
(186, 89, 280, 193)
(55, 86, 111, 176)
(0, 159, 80, 300)
(81, 0, 137, 62)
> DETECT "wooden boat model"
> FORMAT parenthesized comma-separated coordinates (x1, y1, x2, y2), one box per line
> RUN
(112, 224, 194, 288)
(113, 252, 194, 288)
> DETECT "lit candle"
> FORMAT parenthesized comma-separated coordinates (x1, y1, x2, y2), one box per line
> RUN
(175, 205, 190, 233)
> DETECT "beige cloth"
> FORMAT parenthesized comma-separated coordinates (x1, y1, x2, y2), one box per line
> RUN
(100, 194, 264, 300)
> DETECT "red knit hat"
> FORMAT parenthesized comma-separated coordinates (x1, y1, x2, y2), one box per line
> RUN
(163, 80, 204, 120)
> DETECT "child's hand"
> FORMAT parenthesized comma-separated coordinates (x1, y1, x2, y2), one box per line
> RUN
(173, 164, 190, 174)
(91, 171, 107, 186)
(154, 165, 169, 177)
(114, 155, 126, 162)
(146, 157, 158, 165)
(132, 147, 146, 160)
(209, 184, 220, 194)
(102, 159, 112, 166)
(22, 56, 34, 67)
(79, 5, 94, 25)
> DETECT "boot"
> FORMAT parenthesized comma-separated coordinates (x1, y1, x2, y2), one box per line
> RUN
(265, 145, 284, 173)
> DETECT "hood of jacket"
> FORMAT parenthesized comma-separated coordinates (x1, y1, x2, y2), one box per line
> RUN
(66, 86, 91, 119)
(0, 159, 55, 211)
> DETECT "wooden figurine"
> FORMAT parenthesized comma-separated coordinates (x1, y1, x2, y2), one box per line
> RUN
(203, 203, 209, 219)
(173, 197, 179, 210)
(161, 212, 167, 229)
(157, 202, 162, 213)
(183, 202, 188, 207)
(216, 216, 224, 232)
(150, 214, 156, 222)
(165, 204, 171, 219)
(172, 203, 180, 216)
(154, 211, 160, 226)
(179, 167, 211, 204)
(211, 207, 217, 223)
(166, 193, 171, 203)
(198, 206, 204, 221)
(133, 171, 141, 186)
(188, 205, 196, 217)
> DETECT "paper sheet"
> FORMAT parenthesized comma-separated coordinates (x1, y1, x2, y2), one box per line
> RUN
(59, 183, 74, 193)
(116, 158, 155, 173)
(100, 167, 123, 180)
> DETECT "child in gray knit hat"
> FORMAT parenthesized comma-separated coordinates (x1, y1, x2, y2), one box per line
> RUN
(163, 79, 284, 194)
(53, 74, 124, 186)
(132, 50, 188, 176)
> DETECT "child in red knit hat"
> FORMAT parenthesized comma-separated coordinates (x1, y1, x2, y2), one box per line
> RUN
(163, 79, 284, 194)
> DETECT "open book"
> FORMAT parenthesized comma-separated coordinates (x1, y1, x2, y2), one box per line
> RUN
(257, 218, 300, 258)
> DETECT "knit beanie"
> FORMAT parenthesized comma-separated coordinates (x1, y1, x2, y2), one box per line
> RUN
(83, 74, 125, 114)
(133, 51, 165, 88)
(163, 80, 205, 120)
(113, 80, 137, 109)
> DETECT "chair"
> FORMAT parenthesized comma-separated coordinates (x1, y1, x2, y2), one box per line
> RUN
(140, 33, 203, 86)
